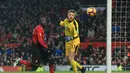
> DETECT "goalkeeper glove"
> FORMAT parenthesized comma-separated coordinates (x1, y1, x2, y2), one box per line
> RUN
(65, 36, 73, 42)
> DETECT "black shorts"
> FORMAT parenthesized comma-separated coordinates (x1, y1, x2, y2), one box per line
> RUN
(32, 43, 49, 65)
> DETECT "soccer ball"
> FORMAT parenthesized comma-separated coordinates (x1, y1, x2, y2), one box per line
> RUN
(87, 7, 96, 17)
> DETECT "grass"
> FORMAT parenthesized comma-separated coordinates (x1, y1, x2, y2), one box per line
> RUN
(1, 71, 130, 73)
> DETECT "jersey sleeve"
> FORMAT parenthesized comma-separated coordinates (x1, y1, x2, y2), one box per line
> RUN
(59, 18, 67, 26)
(36, 28, 48, 49)
(59, 21, 65, 26)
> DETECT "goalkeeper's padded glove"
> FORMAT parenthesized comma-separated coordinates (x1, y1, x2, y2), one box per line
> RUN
(65, 36, 73, 42)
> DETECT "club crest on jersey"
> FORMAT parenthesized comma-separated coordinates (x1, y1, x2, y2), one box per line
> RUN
(65, 27, 70, 31)
(40, 33, 42, 36)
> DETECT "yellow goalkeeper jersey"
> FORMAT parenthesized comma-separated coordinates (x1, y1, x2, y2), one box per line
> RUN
(60, 18, 80, 44)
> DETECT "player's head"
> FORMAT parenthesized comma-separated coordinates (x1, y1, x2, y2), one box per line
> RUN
(67, 9, 76, 21)
(40, 17, 47, 27)
(41, 17, 47, 25)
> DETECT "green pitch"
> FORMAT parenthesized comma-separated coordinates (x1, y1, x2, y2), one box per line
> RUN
(1, 71, 130, 73)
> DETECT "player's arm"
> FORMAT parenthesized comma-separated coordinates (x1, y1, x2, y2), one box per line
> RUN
(59, 21, 65, 26)
(59, 18, 67, 26)
(37, 29, 48, 49)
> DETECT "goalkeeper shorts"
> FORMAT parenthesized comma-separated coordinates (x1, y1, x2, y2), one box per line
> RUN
(65, 43, 80, 56)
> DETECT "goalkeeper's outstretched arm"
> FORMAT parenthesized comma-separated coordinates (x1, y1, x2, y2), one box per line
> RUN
(59, 20, 65, 26)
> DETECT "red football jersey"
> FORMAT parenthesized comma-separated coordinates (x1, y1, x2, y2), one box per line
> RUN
(32, 24, 48, 48)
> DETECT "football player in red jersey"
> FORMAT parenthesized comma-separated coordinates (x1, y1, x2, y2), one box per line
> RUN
(14, 17, 54, 73)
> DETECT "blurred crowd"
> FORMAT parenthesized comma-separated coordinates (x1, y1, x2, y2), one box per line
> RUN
(0, 0, 79, 66)
(81, 43, 130, 66)
(0, 0, 130, 66)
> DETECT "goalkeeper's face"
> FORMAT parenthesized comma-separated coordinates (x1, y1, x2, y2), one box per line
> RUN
(67, 12, 75, 21)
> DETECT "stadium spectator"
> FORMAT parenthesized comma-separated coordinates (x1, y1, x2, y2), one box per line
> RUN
(112, 24, 120, 32)
(87, 28, 95, 38)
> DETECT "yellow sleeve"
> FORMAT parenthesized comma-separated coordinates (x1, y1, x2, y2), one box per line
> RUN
(59, 18, 67, 26)
(59, 21, 65, 26)
(73, 20, 79, 37)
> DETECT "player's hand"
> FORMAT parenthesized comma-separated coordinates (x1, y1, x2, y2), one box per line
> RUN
(59, 21, 65, 26)
(60, 21, 64, 24)
(45, 47, 53, 55)
(65, 36, 73, 42)
(46, 48, 51, 53)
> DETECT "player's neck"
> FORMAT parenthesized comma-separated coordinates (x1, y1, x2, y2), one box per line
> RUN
(41, 23, 46, 27)
(67, 18, 74, 23)
(68, 20, 74, 23)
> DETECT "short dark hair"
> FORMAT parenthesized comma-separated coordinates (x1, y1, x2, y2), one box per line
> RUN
(68, 9, 76, 14)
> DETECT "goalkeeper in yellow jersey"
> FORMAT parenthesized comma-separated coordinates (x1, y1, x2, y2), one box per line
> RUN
(60, 10, 86, 73)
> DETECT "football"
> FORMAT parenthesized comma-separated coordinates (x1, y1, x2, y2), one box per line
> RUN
(87, 7, 96, 16)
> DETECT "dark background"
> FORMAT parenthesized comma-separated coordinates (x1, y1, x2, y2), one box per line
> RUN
(0, 0, 107, 5)
(79, 0, 106, 5)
